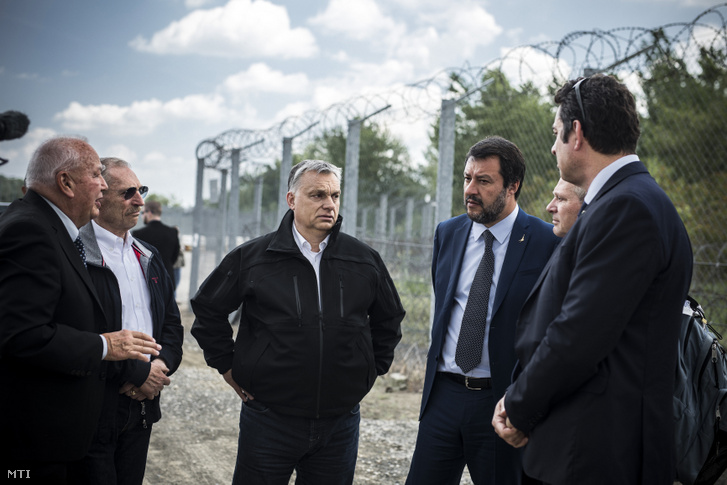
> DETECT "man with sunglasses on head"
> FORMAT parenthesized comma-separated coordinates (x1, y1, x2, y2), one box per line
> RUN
(75, 157, 184, 485)
(0, 138, 162, 483)
(493, 75, 693, 484)
(132, 199, 181, 291)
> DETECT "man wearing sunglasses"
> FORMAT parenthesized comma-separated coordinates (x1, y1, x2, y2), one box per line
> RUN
(75, 157, 184, 484)
(132, 200, 181, 291)
(0, 138, 162, 483)
(493, 75, 693, 484)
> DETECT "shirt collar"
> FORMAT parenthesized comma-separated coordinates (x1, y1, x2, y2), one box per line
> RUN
(292, 222, 330, 254)
(92, 220, 132, 252)
(470, 204, 519, 246)
(39, 194, 79, 241)
(584, 154, 640, 204)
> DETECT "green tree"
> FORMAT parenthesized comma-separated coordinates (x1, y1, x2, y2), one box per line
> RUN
(301, 123, 426, 209)
(424, 69, 558, 219)
(0, 175, 24, 201)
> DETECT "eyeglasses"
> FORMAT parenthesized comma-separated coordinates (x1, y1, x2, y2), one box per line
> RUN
(122, 186, 148, 200)
(572, 78, 588, 130)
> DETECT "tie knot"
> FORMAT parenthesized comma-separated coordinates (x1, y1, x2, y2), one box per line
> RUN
(484, 229, 495, 247)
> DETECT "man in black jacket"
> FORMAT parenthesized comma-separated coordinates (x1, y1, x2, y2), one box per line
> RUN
(77, 157, 184, 484)
(191, 159, 405, 485)
(132, 199, 180, 288)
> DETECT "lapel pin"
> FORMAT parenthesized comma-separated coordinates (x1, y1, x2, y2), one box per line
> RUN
(519, 234, 525, 243)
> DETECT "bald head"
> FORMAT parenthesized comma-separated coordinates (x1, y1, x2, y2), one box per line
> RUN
(546, 178, 586, 237)
(25, 137, 108, 228)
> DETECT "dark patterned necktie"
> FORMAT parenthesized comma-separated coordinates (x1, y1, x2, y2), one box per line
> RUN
(74, 235, 87, 268)
(455, 230, 495, 374)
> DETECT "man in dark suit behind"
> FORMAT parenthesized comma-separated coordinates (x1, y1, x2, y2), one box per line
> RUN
(493, 75, 693, 484)
(0, 137, 161, 483)
(132, 200, 180, 288)
(406, 136, 560, 484)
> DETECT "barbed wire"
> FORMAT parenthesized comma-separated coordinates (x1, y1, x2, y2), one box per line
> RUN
(195, 3, 727, 172)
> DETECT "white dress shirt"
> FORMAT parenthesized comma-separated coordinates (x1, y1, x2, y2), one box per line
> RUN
(584, 154, 640, 205)
(438, 205, 520, 377)
(292, 222, 331, 309)
(92, 221, 154, 339)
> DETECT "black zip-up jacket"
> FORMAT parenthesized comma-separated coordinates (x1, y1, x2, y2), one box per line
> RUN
(80, 223, 184, 424)
(191, 210, 405, 418)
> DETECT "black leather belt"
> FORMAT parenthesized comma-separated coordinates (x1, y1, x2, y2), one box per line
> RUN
(438, 372, 492, 390)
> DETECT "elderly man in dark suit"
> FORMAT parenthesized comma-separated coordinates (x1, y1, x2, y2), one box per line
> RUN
(406, 136, 560, 484)
(493, 75, 693, 484)
(0, 137, 161, 483)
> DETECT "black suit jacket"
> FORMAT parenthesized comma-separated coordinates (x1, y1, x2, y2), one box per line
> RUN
(132, 220, 180, 285)
(506, 162, 693, 484)
(0, 190, 110, 462)
(420, 208, 559, 483)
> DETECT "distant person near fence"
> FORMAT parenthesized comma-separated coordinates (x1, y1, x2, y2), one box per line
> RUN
(133, 199, 180, 289)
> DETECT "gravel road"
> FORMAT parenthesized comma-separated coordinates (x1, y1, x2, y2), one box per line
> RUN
(141, 312, 466, 485)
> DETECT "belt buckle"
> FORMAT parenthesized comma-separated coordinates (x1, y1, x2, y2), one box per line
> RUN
(465, 376, 482, 391)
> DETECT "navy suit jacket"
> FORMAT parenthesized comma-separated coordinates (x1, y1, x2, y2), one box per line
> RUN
(506, 162, 693, 484)
(420, 207, 559, 481)
(0, 190, 110, 462)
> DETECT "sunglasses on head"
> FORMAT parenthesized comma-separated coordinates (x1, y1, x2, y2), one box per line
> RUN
(572, 77, 588, 130)
(122, 186, 148, 200)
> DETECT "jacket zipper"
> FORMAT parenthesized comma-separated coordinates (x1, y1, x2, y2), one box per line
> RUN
(339, 274, 344, 319)
(293, 275, 303, 326)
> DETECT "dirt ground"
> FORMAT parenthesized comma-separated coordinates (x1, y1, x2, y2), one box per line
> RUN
(142, 309, 725, 485)
(142, 310, 459, 485)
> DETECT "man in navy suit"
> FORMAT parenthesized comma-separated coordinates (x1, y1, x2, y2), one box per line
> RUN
(406, 136, 560, 484)
(493, 75, 693, 484)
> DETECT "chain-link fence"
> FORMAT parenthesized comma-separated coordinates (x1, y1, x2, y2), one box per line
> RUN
(181, 5, 727, 380)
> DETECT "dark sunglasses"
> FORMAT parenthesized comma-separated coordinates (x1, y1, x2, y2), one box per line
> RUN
(122, 186, 148, 200)
(572, 78, 588, 130)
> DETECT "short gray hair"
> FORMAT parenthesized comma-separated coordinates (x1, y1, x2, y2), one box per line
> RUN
(287, 159, 342, 194)
(99, 157, 130, 185)
(25, 136, 95, 189)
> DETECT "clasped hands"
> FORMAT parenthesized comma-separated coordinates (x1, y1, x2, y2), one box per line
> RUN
(120, 359, 170, 401)
(492, 396, 529, 448)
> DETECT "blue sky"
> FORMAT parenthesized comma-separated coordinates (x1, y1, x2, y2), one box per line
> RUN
(0, 0, 718, 207)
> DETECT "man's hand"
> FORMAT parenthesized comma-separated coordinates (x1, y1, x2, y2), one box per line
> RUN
(492, 396, 529, 448)
(102, 329, 161, 362)
(140, 359, 171, 399)
(119, 381, 148, 401)
(119, 359, 170, 401)
(223, 369, 254, 402)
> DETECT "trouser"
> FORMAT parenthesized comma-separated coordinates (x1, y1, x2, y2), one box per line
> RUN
(232, 400, 361, 485)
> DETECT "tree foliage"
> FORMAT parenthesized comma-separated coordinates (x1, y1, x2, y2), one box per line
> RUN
(638, 46, 727, 247)
(424, 69, 558, 219)
(0, 175, 24, 202)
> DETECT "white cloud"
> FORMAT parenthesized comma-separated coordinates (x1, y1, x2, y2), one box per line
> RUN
(308, 0, 501, 73)
(309, 0, 402, 41)
(497, 45, 572, 93)
(54, 93, 248, 135)
(130, 0, 318, 59)
(221, 63, 310, 100)
(101, 144, 138, 163)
